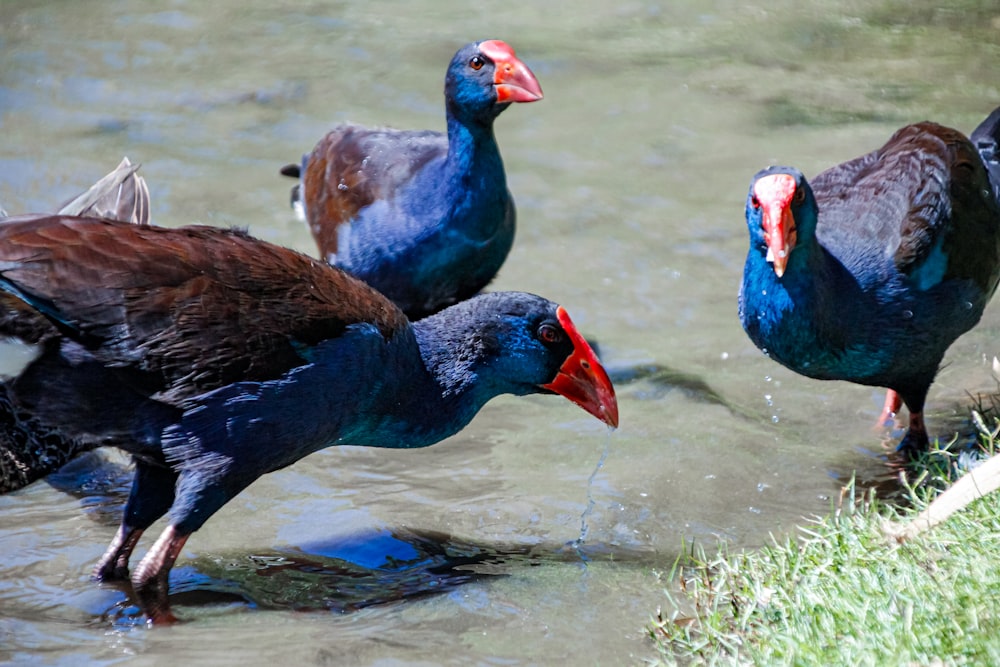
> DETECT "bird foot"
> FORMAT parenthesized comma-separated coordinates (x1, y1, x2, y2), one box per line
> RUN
(131, 525, 189, 625)
(92, 561, 131, 583)
(894, 425, 930, 462)
(133, 575, 179, 626)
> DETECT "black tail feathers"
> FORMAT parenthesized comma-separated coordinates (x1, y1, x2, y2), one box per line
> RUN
(971, 105, 1000, 204)
(0, 383, 93, 494)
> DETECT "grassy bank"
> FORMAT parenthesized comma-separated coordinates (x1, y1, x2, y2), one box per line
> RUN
(650, 416, 1000, 665)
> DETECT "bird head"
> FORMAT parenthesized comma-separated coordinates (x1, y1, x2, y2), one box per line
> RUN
(445, 40, 543, 123)
(415, 292, 618, 428)
(747, 166, 814, 278)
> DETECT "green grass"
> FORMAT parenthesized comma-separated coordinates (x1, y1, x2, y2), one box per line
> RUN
(649, 416, 1000, 666)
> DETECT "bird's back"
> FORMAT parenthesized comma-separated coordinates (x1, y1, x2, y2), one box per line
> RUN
(298, 124, 448, 259)
(812, 121, 1000, 295)
(0, 215, 408, 404)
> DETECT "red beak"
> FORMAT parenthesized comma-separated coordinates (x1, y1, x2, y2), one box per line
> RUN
(754, 173, 798, 278)
(479, 40, 544, 104)
(542, 306, 619, 428)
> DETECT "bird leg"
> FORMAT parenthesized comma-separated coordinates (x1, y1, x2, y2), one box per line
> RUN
(92, 460, 177, 581)
(876, 390, 929, 457)
(887, 384, 931, 458)
(131, 524, 189, 625)
(92, 524, 145, 582)
(876, 389, 902, 428)
(897, 410, 930, 458)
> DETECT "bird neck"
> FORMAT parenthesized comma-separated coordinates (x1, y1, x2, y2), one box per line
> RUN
(444, 112, 505, 182)
(410, 312, 501, 430)
(740, 229, 863, 377)
(264, 326, 484, 453)
(746, 230, 836, 313)
(437, 115, 509, 240)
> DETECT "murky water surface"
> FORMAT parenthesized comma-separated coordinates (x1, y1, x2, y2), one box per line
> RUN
(2, 1, 999, 664)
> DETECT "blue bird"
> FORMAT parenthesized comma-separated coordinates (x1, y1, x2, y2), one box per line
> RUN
(0, 214, 616, 623)
(739, 106, 1000, 455)
(281, 40, 543, 319)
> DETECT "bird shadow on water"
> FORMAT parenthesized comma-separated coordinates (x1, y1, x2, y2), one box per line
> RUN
(95, 526, 658, 627)
(606, 361, 740, 413)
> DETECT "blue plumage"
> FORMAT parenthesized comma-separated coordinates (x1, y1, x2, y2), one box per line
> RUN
(283, 40, 543, 319)
(740, 109, 1000, 454)
(0, 215, 616, 623)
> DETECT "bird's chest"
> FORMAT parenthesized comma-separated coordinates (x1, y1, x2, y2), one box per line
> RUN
(740, 264, 899, 382)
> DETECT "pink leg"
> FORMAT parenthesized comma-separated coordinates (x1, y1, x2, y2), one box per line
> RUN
(131, 525, 190, 625)
(876, 389, 902, 428)
(93, 525, 145, 582)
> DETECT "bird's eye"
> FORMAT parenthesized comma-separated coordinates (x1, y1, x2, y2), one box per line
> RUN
(469, 55, 485, 70)
(537, 323, 563, 344)
(792, 187, 805, 205)
(750, 195, 761, 209)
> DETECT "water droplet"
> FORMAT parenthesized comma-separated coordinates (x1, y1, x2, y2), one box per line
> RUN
(902, 310, 913, 319)
(720, 352, 730, 360)
(337, 180, 348, 191)
(761, 289, 767, 296)
(764, 375, 772, 382)
(771, 415, 780, 423)
(965, 301, 974, 310)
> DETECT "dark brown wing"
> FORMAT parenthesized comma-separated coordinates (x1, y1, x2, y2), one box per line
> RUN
(0, 215, 408, 404)
(813, 121, 1000, 292)
(918, 122, 1000, 291)
(301, 125, 446, 256)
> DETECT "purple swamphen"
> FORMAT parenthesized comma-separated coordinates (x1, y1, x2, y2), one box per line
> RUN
(740, 106, 1000, 455)
(0, 214, 617, 623)
(280, 39, 543, 319)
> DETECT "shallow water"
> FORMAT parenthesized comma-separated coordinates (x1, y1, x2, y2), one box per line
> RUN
(1, 0, 1000, 664)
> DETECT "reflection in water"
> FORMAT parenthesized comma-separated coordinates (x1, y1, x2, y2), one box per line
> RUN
(197, 528, 523, 613)
(97, 526, 656, 626)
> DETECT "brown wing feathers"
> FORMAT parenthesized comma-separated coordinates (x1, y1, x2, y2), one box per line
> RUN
(0, 215, 408, 403)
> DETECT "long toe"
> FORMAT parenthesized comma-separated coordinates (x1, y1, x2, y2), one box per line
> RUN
(134, 575, 178, 626)
(131, 525, 190, 625)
